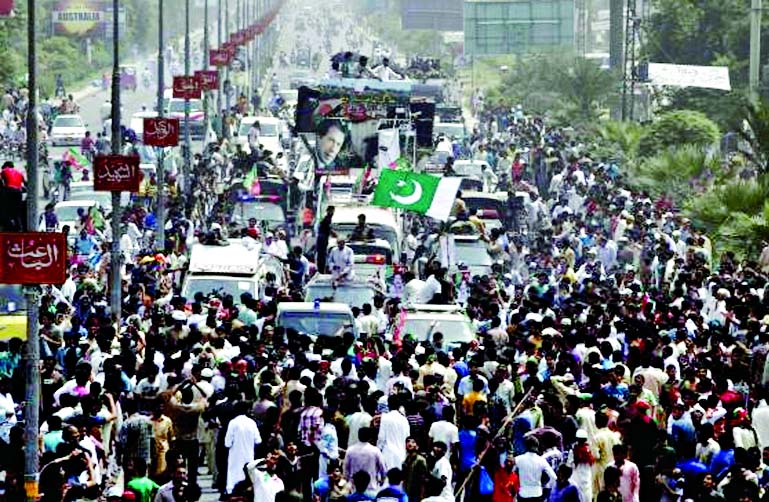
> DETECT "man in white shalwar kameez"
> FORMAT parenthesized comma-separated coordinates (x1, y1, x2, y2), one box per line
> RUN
(377, 395, 410, 470)
(225, 402, 262, 494)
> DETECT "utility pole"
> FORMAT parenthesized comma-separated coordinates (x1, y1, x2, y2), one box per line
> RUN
(750, 0, 763, 101)
(225, 0, 231, 116)
(23, 1, 41, 500)
(217, 0, 223, 132)
(255, 0, 261, 96)
(110, 0, 123, 324)
(184, 0, 191, 199)
(251, 0, 260, 109)
(609, 0, 624, 70)
(156, 0, 166, 252)
(236, 0, 241, 101)
(203, 0, 209, 149)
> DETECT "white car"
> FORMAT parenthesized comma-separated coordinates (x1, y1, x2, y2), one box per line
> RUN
(130, 110, 158, 137)
(50, 114, 87, 146)
(54, 199, 98, 234)
(386, 304, 476, 347)
(236, 117, 281, 151)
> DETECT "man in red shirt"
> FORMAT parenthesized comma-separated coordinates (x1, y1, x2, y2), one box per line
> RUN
(1, 161, 25, 231)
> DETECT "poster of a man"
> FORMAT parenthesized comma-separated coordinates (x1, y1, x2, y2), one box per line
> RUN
(315, 119, 346, 170)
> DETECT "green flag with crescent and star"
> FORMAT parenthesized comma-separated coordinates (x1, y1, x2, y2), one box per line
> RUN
(372, 169, 462, 221)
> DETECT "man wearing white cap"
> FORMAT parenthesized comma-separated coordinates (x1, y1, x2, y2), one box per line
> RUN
(327, 238, 355, 285)
(263, 232, 287, 260)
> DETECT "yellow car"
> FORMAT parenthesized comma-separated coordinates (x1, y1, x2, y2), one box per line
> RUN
(0, 285, 27, 341)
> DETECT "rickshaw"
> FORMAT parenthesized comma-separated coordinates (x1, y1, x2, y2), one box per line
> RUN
(119, 64, 137, 92)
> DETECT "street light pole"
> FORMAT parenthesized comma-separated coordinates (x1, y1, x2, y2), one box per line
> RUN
(23, 1, 41, 500)
(217, 0, 223, 134)
(156, 0, 166, 252)
(203, 0, 209, 149)
(225, 0, 231, 116)
(255, 0, 261, 96)
(184, 0, 191, 199)
(110, 0, 123, 324)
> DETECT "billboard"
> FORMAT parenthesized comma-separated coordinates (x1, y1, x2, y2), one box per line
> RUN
(294, 80, 435, 173)
(52, 0, 105, 37)
(464, 0, 575, 56)
(51, 1, 125, 38)
(401, 0, 463, 31)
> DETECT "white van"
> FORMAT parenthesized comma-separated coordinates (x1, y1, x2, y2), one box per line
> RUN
(275, 302, 358, 338)
(330, 206, 402, 260)
(182, 241, 263, 301)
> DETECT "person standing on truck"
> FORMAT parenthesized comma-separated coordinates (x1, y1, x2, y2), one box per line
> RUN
(316, 205, 335, 273)
(350, 214, 374, 241)
(327, 238, 355, 286)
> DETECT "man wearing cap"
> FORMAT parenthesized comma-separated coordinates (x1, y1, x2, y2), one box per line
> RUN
(263, 232, 287, 260)
(0, 160, 25, 231)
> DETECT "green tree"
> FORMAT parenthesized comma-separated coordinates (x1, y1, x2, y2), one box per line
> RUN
(637, 110, 720, 157)
(495, 54, 620, 125)
(739, 98, 769, 174)
(594, 120, 645, 164)
(686, 176, 769, 258)
(625, 145, 721, 201)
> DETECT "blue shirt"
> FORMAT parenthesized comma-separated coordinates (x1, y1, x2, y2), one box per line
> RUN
(458, 429, 478, 473)
(376, 485, 407, 502)
(74, 236, 97, 255)
(313, 477, 333, 502)
(548, 483, 580, 502)
(347, 494, 375, 502)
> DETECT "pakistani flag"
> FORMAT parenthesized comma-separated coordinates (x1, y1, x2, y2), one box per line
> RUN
(372, 169, 462, 221)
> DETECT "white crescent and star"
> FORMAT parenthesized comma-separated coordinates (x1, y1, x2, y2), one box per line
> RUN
(390, 179, 422, 205)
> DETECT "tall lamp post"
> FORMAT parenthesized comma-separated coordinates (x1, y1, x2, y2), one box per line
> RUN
(225, 0, 231, 116)
(202, 0, 209, 149)
(156, 0, 166, 251)
(217, 0, 223, 133)
(110, 0, 123, 325)
(23, 0, 41, 500)
(184, 0, 191, 198)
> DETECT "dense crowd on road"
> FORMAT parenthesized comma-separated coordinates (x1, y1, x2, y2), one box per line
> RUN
(5, 8, 769, 502)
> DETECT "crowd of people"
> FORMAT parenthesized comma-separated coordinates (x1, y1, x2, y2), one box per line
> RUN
(4, 9, 769, 502)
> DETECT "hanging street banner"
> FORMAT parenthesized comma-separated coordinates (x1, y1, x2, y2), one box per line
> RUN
(93, 155, 141, 192)
(231, 30, 246, 45)
(52, 0, 106, 37)
(195, 70, 219, 91)
(210, 49, 230, 66)
(172, 76, 202, 99)
(0, 233, 67, 284)
(0, 0, 13, 16)
(143, 118, 180, 147)
(647, 63, 732, 91)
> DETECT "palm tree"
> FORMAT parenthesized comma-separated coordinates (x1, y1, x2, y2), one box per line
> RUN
(497, 54, 620, 124)
(554, 57, 621, 123)
(739, 98, 769, 174)
(622, 145, 720, 202)
(595, 121, 645, 165)
(686, 175, 769, 258)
